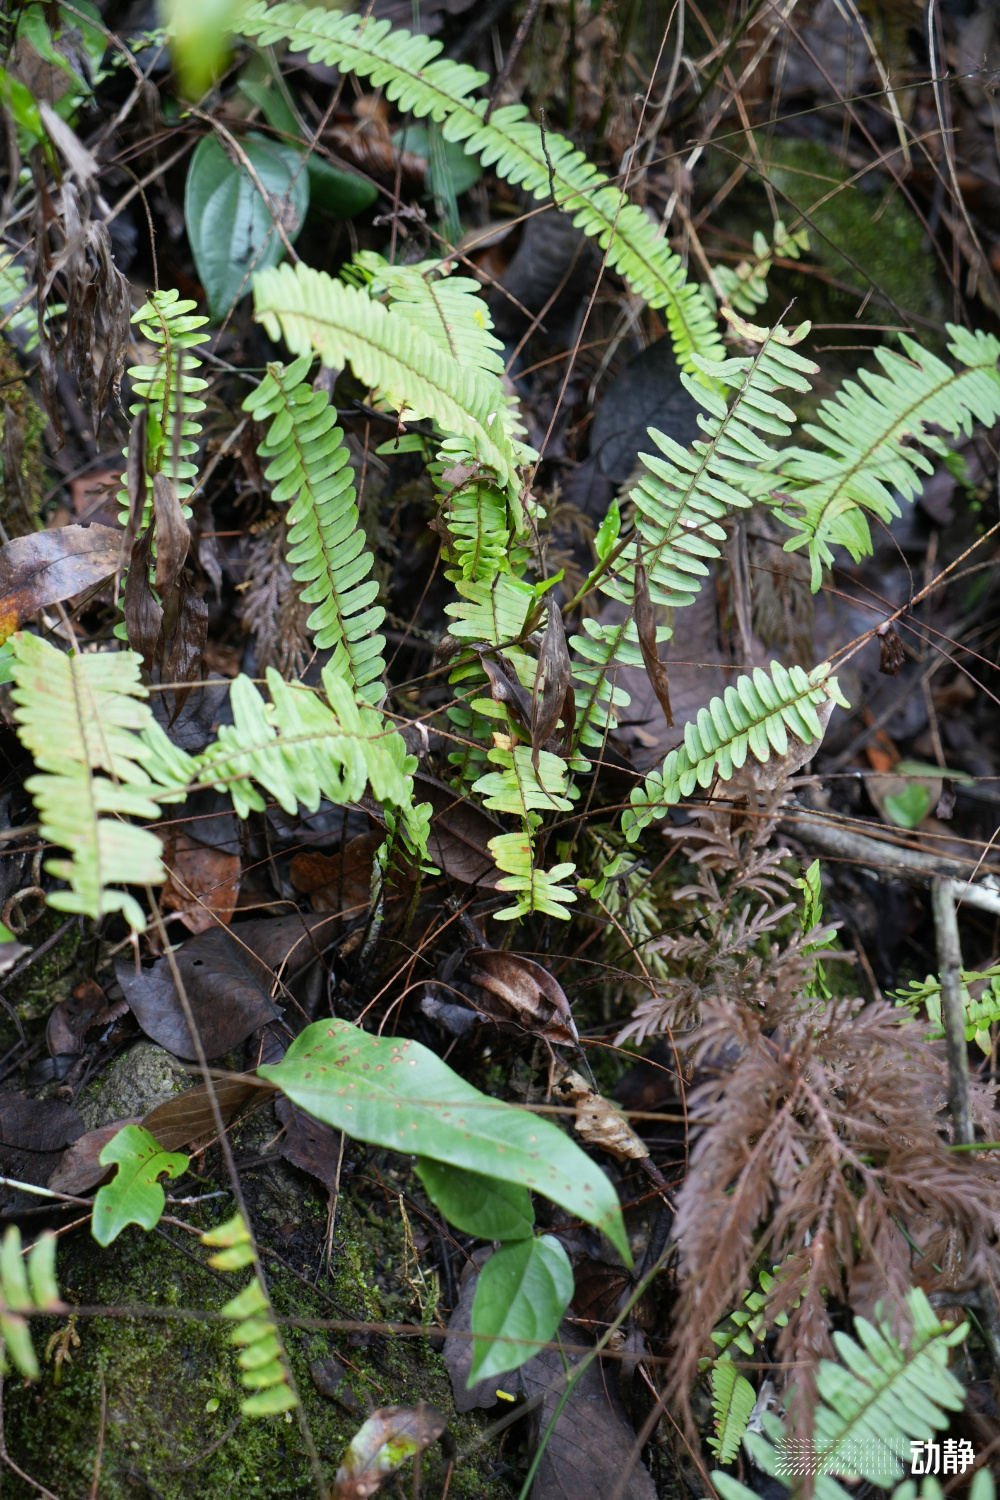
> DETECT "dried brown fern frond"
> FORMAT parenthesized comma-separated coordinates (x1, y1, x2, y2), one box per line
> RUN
(668, 990, 1000, 1425)
(240, 522, 312, 680)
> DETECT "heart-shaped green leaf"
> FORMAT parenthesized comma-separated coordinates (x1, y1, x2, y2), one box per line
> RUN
(415, 1158, 534, 1240)
(184, 132, 309, 322)
(92, 1126, 189, 1246)
(469, 1236, 574, 1383)
(259, 1019, 629, 1262)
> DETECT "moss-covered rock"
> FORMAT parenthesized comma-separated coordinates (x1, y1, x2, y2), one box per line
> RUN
(2, 1116, 506, 1499)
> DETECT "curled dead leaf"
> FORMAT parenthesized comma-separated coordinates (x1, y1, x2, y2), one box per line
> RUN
(532, 601, 572, 769)
(335, 1404, 446, 1500)
(554, 1066, 649, 1160)
(465, 950, 579, 1043)
(633, 538, 673, 728)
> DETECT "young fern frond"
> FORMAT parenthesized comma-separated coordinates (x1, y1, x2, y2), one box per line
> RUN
(202, 1215, 297, 1416)
(195, 663, 430, 863)
(895, 963, 1000, 1055)
(713, 1289, 967, 1497)
(712, 220, 809, 316)
(9, 634, 167, 932)
(767, 324, 1000, 588)
(623, 661, 848, 841)
(0, 252, 44, 351)
(356, 252, 506, 380)
(252, 263, 526, 514)
(115, 289, 209, 529)
(473, 738, 579, 818)
(709, 1357, 757, 1464)
(239, 2, 725, 375)
(242, 356, 386, 700)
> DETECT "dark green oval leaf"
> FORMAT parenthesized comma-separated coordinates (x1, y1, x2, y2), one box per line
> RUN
(415, 1158, 534, 1241)
(258, 1019, 629, 1262)
(469, 1236, 574, 1383)
(92, 1126, 189, 1247)
(184, 131, 309, 322)
(238, 78, 376, 218)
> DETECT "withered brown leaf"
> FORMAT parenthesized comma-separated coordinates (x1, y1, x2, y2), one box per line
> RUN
(465, 950, 579, 1043)
(152, 472, 190, 595)
(480, 652, 533, 729)
(554, 1066, 649, 1160)
(334, 1404, 446, 1500)
(0, 522, 122, 643)
(117, 409, 148, 579)
(532, 600, 572, 770)
(877, 620, 905, 676)
(123, 526, 163, 672)
(633, 539, 672, 728)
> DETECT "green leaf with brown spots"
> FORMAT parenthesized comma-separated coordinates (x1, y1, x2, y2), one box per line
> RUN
(259, 1019, 629, 1263)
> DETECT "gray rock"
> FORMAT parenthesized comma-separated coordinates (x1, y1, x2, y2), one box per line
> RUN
(77, 1040, 190, 1130)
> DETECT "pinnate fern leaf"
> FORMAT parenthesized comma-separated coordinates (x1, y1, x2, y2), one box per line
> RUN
(714, 1288, 967, 1497)
(488, 831, 578, 922)
(242, 356, 386, 700)
(252, 263, 524, 508)
(710, 1356, 757, 1464)
(195, 662, 430, 862)
(9, 634, 166, 932)
(769, 324, 1000, 588)
(623, 661, 848, 840)
(115, 289, 209, 528)
(239, 2, 724, 374)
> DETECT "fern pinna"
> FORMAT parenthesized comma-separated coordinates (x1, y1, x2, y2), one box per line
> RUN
(239, 1, 725, 377)
(115, 289, 209, 531)
(243, 355, 386, 701)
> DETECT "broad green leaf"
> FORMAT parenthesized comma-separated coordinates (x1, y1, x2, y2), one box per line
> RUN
(238, 78, 376, 217)
(883, 782, 932, 829)
(92, 1126, 189, 1246)
(259, 1019, 629, 1261)
(415, 1159, 534, 1240)
(469, 1236, 574, 1383)
(161, 0, 246, 98)
(184, 132, 309, 322)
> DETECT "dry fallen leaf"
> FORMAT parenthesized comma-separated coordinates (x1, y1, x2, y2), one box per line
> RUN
(465, 950, 579, 1043)
(0, 524, 122, 644)
(161, 828, 241, 933)
(553, 1066, 649, 1160)
(334, 1404, 446, 1500)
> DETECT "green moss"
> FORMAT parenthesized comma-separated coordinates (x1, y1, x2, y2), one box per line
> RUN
(752, 136, 943, 329)
(0, 340, 47, 535)
(4, 908, 82, 1025)
(2, 1151, 506, 1499)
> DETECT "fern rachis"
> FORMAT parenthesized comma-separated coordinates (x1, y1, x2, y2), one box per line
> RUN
(242, 355, 387, 700)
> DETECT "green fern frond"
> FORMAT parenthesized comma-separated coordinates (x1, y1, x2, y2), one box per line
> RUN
(769, 324, 1000, 588)
(712, 220, 809, 316)
(242, 356, 386, 700)
(9, 634, 167, 932)
(894, 962, 1000, 1055)
(252, 263, 525, 511)
(239, 2, 725, 375)
(759, 1288, 965, 1489)
(623, 661, 848, 841)
(488, 830, 578, 922)
(356, 252, 506, 381)
(115, 289, 209, 529)
(195, 662, 430, 860)
(473, 738, 578, 817)
(709, 1356, 757, 1464)
(0, 1227, 62, 1381)
(601, 324, 818, 615)
(203, 1216, 297, 1416)
(444, 571, 536, 644)
(0, 252, 43, 352)
(569, 617, 640, 752)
